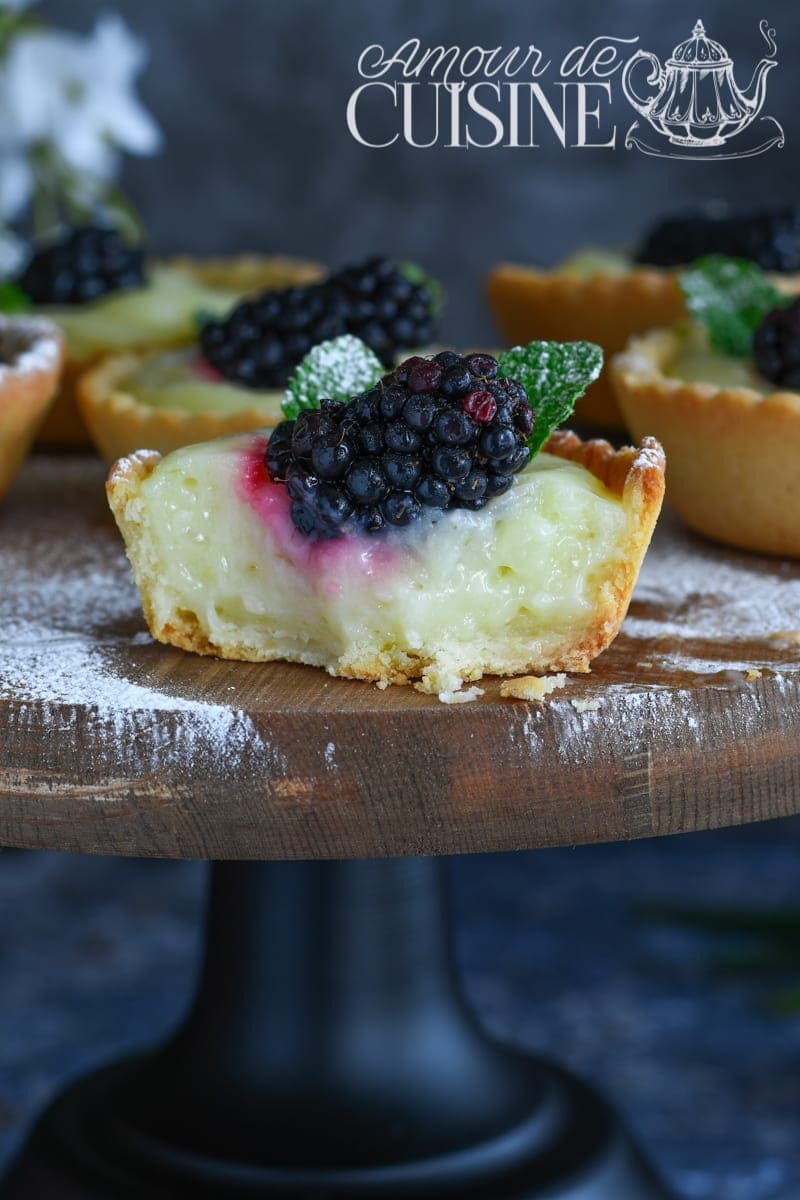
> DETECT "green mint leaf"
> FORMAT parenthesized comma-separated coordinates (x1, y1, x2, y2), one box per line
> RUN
(398, 260, 444, 316)
(193, 308, 217, 332)
(283, 335, 384, 419)
(679, 255, 791, 357)
(497, 340, 604, 457)
(0, 282, 32, 313)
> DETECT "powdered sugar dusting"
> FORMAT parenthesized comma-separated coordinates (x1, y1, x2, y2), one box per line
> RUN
(621, 510, 800, 676)
(324, 741, 338, 771)
(5, 457, 800, 766)
(1, 455, 280, 774)
(438, 685, 485, 705)
(284, 334, 382, 415)
(0, 316, 62, 382)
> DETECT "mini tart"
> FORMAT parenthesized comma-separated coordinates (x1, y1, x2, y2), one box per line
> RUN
(36, 254, 323, 448)
(80, 343, 445, 464)
(78, 348, 284, 463)
(486, 262, 685, 429)
(611, 326, 800, 557)
(486, 259, 800, 430)
(0, 317, 63, 500)
(106, 428, 665, 699)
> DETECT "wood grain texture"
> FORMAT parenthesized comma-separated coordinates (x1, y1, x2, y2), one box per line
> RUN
(2, 454, 800, 861)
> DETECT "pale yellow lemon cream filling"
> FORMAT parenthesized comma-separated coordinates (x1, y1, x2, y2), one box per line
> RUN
(39, 266, 251, 360)
(666, 322, 772, 395)
(110, 344, 434, 424)
(127, 435, 629, 696)
(121, 348, 284, 418)
(556, 248, 632, 278)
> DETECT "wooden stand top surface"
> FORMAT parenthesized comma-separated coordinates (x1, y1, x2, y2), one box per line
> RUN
(2, 453, 800, 861)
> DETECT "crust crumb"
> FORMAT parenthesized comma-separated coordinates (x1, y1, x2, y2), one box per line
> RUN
(745, 668, 762, 681)
(571, 697, 601, 712)
(438, 685, 485, 705)
(770, 630, 800, 646)
(501, 673, 567, 701)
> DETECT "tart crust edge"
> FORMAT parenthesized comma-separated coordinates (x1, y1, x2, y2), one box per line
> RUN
(610, 326, 800, 557)
(485, 263, 686, 430)
(78, 349, 282, 463)
(107, 432, 666, 683)
(0, 316, 64, 498)
(611, 326, 800, 413)
(36, 253, 323, 447)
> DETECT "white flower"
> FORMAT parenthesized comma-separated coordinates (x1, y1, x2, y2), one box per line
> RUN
(1, 12, 162, 180)
(0, 228, 27, 277)
(0, 144, 31, 220)
(0, 69, 32, 220)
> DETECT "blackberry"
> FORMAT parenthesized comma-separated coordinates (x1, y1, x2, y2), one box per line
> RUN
(753, 300, 800, 390)
(264, 352, 534, 540)
(635, 207, 800, 273)
(200, 256, 438, 390)
(18, 225, 145, 305)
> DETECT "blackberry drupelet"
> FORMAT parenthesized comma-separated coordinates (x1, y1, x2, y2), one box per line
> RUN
(265, 351, 535, 540)
(636, 207, 800, 273)
(328, 257, 437, 366)
(753, 300, 800, 390)
(18, 225, 145, 305)
(200, 256, 438, 390)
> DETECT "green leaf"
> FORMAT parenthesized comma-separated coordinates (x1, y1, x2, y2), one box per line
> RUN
(679, 255, 791, 357)
(765, 988, 800, 1017)
(283, 335, 384, 419)
(0, 282, 32, 314)
(638, 901, 800, 938)
(99, 181, 147, 246)
(497, 340, 604, 457)
(398, 260, 444, 316)
(193, 308, 218, 332)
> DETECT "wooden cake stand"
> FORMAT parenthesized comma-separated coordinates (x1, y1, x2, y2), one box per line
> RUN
(3, 454, 800, 1199)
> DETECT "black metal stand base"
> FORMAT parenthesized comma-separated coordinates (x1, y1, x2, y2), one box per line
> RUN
(3, 860, 675, 1199)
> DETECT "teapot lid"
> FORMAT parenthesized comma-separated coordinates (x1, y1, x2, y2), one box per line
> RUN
(667, 19, 732, 68)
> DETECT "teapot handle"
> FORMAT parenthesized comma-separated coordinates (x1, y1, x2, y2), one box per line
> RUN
(621, 50, 664, 118)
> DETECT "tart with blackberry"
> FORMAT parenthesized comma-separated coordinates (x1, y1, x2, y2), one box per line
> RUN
(0, 316, 63, 500)
(107, 340, 665, 701)
(4, 223, 322, 446)
(78, 256, 441, 462)
(487, 206, 800, 429)
(611, 256, 800, 557)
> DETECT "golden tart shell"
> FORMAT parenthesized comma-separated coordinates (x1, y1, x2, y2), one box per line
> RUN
(611, 326, 800, 557)
(106, 429, 665, 687)
(486, 265, 800, 431)
(486, 263, 685, 429)
(0, 317, 64, 500)
(78, 349, 283, 463)
(36, 253, 323, 448)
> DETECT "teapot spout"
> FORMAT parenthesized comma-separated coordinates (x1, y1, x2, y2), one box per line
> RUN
(740, 56, 776, 120)
(740, 21, 778, 118)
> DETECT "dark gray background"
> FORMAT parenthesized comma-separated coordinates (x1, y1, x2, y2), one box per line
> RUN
(39, 0, 800, 338)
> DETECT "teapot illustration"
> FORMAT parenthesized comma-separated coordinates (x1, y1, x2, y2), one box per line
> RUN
(622, 19, 777, 147)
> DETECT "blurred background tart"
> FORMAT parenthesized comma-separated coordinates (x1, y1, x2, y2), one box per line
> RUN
(9, 224, 322, 447)
(0, 316, 63, 500)
(78, 346, 286, 462)
(78, 255, 441, 461)
(487, 206, 800, 432)
(611, 257, 800, 557)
